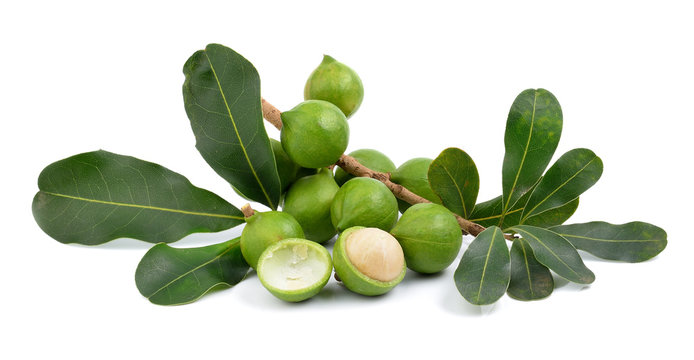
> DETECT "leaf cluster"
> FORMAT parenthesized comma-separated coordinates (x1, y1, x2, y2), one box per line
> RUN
(33, 44, 271, 304)
(426, 89, 667, 304)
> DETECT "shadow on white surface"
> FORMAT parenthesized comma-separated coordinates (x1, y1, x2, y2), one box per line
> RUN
(73, 226, 245, 250)
(440, 279, 502, 316)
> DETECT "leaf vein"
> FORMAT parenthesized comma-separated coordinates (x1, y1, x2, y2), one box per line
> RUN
(41, 192, 243, 220)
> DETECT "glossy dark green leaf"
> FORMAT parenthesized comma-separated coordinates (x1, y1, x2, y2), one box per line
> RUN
(454, 226, 510, 305)
(468, 178, 542, 234)
(507, 238, 553, 301)
(135, 237, 249, 305)
(549, 221, 667, 262)
(523, 198, 579, 228)
(183, 43, 281, 210)
(521, 149, 602, 221)
(468, 191, 527, 229)
(428, 147, 479, 219)
(469, 192, 577, 229)
(501, 89, 562, 215)
(509, 225, 594, 284)
(468, 195, 506, 228)
(32, 150, 244, 245)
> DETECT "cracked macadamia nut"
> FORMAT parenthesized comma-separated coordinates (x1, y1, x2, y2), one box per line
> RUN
(332, 226, 406, 296)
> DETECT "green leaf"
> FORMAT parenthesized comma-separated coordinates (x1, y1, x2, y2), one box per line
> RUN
(468, 195, 506, 228)
(454, 226, 510, 305)
(502, 89, 562, 216)
(523, 198, 579, 228)
(469, 192, 577, 229)
(428, 147, 479, 219)
(135, 237, 249, 305)
(521, 149, 602, 221)
(468, 193, 527, 229)
(509, 225, 595, 284)
(549, 221, 667, 262)
(32, 150, 244, 245)
(182, 43, 281, 210)
(507, 238, 553, 301)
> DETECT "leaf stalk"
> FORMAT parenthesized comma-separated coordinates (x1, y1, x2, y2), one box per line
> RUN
(241, 203, 256, 218)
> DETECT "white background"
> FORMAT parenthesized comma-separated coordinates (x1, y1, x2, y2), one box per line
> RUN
(2, 1, 692, 359)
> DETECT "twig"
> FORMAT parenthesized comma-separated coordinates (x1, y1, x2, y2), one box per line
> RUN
(261, 98, 283, 130)
(260, 98, 513, 240)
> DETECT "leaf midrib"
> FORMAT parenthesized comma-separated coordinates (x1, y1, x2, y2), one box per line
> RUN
(503, 91, 538, 215)
(42, 191, 243, 220)
(204, 50, 275, 210)
(558, 234, 662, 243)
(441, 164, 469, 218)
(518, 239, 534, 297)
(521, 156, 598, 221)
(475, 227, 499, 302)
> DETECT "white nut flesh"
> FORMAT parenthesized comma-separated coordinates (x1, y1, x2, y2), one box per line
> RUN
(345, 227, 404, 282)
(260, 243, 329, 291)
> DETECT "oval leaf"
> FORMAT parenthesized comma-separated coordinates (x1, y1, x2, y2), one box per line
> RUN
(507, 238, 554, 301)
(428, 147, 480, 219)
(32, 150, 244, 245)
(502, 89, 562, 214)
(454, 226, 510, 305)
(135, 237, 249, 305)
(549, 221, 667, 262)
(509, 225, 595, 284)
(521, 149, 602, 221)
(182, 43, 281, 209)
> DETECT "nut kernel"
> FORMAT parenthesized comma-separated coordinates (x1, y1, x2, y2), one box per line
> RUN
(345, 228, 404, 282)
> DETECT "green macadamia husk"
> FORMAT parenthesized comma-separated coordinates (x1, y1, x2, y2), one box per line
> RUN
(282, 168, 339, 243)
(240, 211, 305, 270)
(280, 100, 349, 168)
(390, 203, 462, 274)
(391, 157, 442, 212)
(304, 55, 364, 118)
(330, 177, 398, 232)
(270, 138, 302, 193)
(257, 238, 333, 302)
(334, 149, 396, 186)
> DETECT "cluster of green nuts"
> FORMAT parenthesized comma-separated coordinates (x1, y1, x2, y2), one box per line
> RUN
(239, 55, 463, 302)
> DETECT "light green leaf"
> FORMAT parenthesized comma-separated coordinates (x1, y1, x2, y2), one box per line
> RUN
(135, 237, 249, 305)
(454, 226, 510, 305)
(550, 221, 667, 262)
(183, 43, 281, 209)
(32, 150, 244, 245)
(428, 147, 479, 219)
